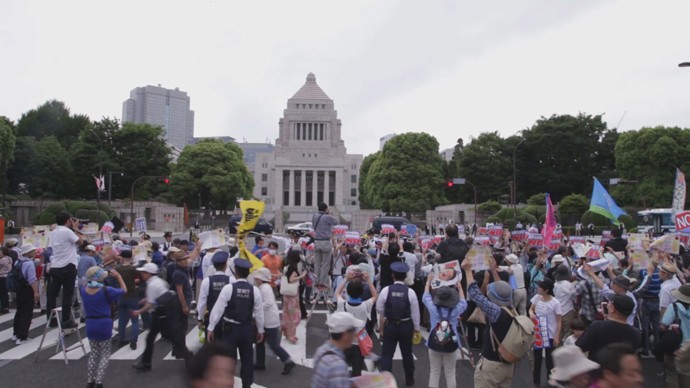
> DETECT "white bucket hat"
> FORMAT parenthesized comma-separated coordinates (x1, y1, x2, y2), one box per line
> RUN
(550, 345, 600, 381)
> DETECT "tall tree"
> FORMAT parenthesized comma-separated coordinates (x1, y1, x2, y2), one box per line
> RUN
(518, 113, 617, 201)
(32, 136, 74, 198)
(5, 136, 38, 196)
(455, 131, 514, 203)
(170, 139, 254, 211)
(0, 117, 16, 208)
(69, 118, 120, 199)
(364, 133, 445, 212)
(358, 152, 380, 209)
(16, 100, 89, 149)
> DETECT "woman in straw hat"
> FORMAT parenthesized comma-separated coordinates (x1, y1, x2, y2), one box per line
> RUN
(82, 266, 127, 388)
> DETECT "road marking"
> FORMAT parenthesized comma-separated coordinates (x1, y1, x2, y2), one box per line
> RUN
(163, 326, 203, 360)
(109, 330, 156, 360)
(0, 316, 47, 342)
(0, 323, 86, 360)
(372, 330, 418, 361)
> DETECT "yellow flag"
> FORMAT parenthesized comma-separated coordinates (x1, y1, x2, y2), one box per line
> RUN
(237, 200, 266, 272)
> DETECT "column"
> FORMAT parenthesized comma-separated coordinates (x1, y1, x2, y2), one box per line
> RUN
(312, 170, 319, 207)
(288, 169, 295, 207)
(274, 168, 283, 207)
(300, 170, 306, 208)
(324, 170, 330, 206)
(334, 170, 342, 207)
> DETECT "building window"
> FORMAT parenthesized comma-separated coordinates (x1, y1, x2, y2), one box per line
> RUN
(351, 174, 357, 183)
(296, 123, 301, 140)
(261, 173, 268, 182)
(284, 191, 289, 206)
(308, 104, 312, 109)
(320, 123, 324, 140)
(261, 187, 267, 196)
(351, 188, 357, 197)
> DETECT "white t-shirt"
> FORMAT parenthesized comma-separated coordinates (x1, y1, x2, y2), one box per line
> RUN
(337, 298, 373, 344)
(554, 280, 575, 314)
(402, 252, 418, 281)
(259, 283, 281, 329)
(660, 276, 682, 310)
(201, 251, 216, 279)
(530, 294, 562, 340)
(49, 226, 79, 268)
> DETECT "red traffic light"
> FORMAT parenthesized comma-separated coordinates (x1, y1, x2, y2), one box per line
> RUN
(157, 176, 171, 184)
(447, 181, 454, 188)
(164, 178, 170, 184)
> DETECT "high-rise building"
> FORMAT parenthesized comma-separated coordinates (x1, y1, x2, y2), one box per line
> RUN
(379, 133, 396, 150)
(122, 84, 195, 150)
(253, 73, 362, 223)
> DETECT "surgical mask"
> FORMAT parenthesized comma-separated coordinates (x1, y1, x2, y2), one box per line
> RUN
(268, 249, 277, 256)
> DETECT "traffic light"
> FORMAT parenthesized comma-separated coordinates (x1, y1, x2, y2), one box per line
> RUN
(447, 181, 454, 188)
(157, 176, 171, 184)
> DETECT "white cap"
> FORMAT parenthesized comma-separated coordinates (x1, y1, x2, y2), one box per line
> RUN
(505, 254, 519, 264)
(20, 243, 37, 255)
(85, 245, 96, 252)
(550, 345, 599, 381)
(326, 312, 365, 334)
(552, 254, 565, 264)
(253, 267, 272, 282)
(136, 263, 159, 274)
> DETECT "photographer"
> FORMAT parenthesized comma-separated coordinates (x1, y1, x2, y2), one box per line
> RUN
(47, 212, 84, 327)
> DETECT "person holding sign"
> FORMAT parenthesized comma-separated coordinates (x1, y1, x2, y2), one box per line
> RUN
(529, 277, 562, 386)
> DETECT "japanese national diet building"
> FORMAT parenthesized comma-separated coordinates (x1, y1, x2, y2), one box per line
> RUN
(252, 73, 363, 225)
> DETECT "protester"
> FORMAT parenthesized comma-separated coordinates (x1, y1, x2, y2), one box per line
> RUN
(253, 267, 295, 375)
(575, 294, 641, 361)
(47, 212, 84, 327)
(251, 236, 265, 255)
(553, 264, 576, 341)
(563, 318, 587, 346)
(13, 244, 39, 345)
(435, 224, 469, 265)
(376, 261, 420, 386)
(76, 245, 98, 321)
(311, 312, 365, 388)
(207, 259, 264, 388)
(132, 263, 191, 371)
(588, 266, 638, 326)
(503, 253, 527, 315)
(659, 261, 683, 316)
(187, 342, 236, 388)
(82, 266, 126, 388)
(543, 345, 599, 388)
(115, 251, 140, 349)
(661, 283, 690, 388)
(282, 250, 306, 344)
(530, 277, 562, 386)
(572, 263, 604, 326)
(150, 242, 164, 267)
(0, 247, 12, 314)
(591, 343, 644, 388)
(461, 258, 516, 388)
(378, 239, 401, 289)
(335, 269, 378, 376)
(196, 251, 231, 341)
(261, 241, 283, 287)
(422, 277, 467, 388)
(161, 232, 173, 254)
(312, 202, 339, 291)
(629, 256, 662, 357)
(172, 250, 194, 353)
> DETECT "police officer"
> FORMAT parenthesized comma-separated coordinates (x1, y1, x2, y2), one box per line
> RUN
(207, 259, 264, 388)
(197, 251, 232, 341)
(375, 261, 420, 386)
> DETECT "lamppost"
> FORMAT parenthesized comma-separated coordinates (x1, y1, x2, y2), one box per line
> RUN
(108, 171, 124, 206)
(513, 138, 527, 218)
(456, 178, 477, 224)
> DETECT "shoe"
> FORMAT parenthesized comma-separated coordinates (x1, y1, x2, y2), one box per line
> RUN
(254, 364, 266, 371)
(16, 338, 31, 345)
(11, 335, 17, 341)
(62, 321, 78, 329)
(130, 341, 137, 350)
(80, 317, 86, 323)
(86, 382, 95, 388)
(132, 361, 151, 371)
(281, 361, 296, 375)
(405, 376, 415, 386)
(173, 350, 193, 360)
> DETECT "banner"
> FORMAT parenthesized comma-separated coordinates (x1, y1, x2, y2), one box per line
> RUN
(344, 231, 361, 246)
(473, 236, 492, 246)
(135, 217, 147, 232)
(466, 246, 492, 271)
(237, 200, 266, 272)
(678, 232, 690, 245)
(676, 211, 690, 233)
(542, 193, 557, 246)
(333, 225, 349, 235)
(488, 225, 503, 238)
(568, 236, 586, 244)
(380, 224, 396, 235)
(511, 230, 528, 242)
(528, 233, 544, 247)
(533, 316, 551, 350)
(590, 177, 626, 225)
(673, 169, 686, 217)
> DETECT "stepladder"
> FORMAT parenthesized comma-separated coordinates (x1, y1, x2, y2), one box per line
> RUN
(306, 285, 333, 324)
(34, 307, 87, 365)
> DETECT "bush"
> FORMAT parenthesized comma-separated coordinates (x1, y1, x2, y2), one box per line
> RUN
(486, 216, 502, 224)
(523, 205, 546, 221)
(558, 194, 589, 219)
(33, 201, 115, 226)
(527, 193, 546, 206)
(74, 209, 110, 223)
(478, 200, 502, 213)
(44, 202, 67, 215)
(580, 210, 612, 226)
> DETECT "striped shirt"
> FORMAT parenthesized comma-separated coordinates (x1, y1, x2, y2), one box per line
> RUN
(311, 342, 350, 388)
(633, 268, 661, 299)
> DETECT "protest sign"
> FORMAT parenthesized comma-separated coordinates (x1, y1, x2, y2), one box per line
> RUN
(199, 230, 225, 250)
(83, 222, 99, 235)
(547, 239, 562, 251)
(629, 250, 651, 270)
(133, 245, 149, 262)
(344, 231, 361, 246)
(237, 200, 266, 272)
(511, 230, 528, 242)
(403, 224, 418, 236)
(333, 225, 349, 235)
(430, 261, 462, 289)
(458, 224, 465, 235)
(420, 236, 433, 251)
(473, 236, 492, 246)
(21, 226, 51, 249)
(466, 245, 492, 271)
(650, 234, 680, 254)
(568, 236, 586, 244)
(678, 232, 690, 245)
(488, 225, 503, 238)
(528, 233, 544, 247)
(135, 217, 147, 232)
(627, 233, 647, 251)
(478, 227, 488, 236)
(533, 316, 551, 350)
(380, 224, 396, 235)
(100, 221, 114, 234)
(571, 243, 590, 258)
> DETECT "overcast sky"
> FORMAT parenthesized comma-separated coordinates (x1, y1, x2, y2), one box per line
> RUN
(2, 0, 690, 156)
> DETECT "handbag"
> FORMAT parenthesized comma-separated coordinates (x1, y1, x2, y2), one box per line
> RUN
(467, 307, 486, 325)
(280, 274, 299, 296)
(357, 327, 373, 356)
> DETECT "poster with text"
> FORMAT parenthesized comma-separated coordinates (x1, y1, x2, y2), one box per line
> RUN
(431, 261, 462, 289)
(466, 246, 492, 271)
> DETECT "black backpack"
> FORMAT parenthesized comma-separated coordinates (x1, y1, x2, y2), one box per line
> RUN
(6, 260, 29, 292)
(429, 306, 458, 352)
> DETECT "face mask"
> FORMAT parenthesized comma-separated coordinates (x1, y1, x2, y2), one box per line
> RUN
(268, 249, 277, 256)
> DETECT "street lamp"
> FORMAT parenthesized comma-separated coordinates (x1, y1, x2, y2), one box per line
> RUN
(108, 171, 124, 206)
(456, 178, 477, 224)
(513, 138, 527, 218)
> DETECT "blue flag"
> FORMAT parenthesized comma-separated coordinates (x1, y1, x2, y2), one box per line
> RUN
(590, 177, 626, 225)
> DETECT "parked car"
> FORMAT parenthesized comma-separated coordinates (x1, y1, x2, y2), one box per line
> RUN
(286, 222, 313, 237)
(370, 216, 410, 235)
(228, 215, 274, 235)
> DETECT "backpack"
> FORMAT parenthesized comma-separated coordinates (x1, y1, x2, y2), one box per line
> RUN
(490, 307, 535, 363)
(6, 260, 28, 292)
(653, 303, 684, 360)
(429, 306, 458, 352)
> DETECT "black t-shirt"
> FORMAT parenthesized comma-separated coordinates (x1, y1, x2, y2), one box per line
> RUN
(575, 320, 641, 361)
(482, 308, 514, 362)
(604, 238, 628, 253)
(436, 237, 469, 264)
(172, 266, 192, 309)
(378, 253, 401, 289)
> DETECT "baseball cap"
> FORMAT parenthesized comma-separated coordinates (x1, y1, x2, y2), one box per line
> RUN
(326, 312, 365, 334)
(253, 267, 272, 282)
(137, 263, 159, 274)
(85, 245, 96, 252)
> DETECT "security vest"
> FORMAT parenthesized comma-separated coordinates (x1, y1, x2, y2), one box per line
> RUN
(224, 280, 254, 325)
(384, 283, 411, 321)
(207, 274, 230, 313)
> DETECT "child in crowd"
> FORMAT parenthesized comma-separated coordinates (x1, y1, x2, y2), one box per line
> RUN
(563, 318, 587, 346)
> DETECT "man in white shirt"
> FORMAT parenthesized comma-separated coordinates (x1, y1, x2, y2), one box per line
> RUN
(659, 262, 682, 317)
(47, 212, 83, 327)
(554, 264, 577, 340)
(501, 253, 527, 315)
(207, 259, 264, 388)
(253, 268, 295, 375)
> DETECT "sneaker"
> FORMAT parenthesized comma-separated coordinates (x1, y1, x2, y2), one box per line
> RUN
(11, 335, 17, 341)
(281, 361, 296, 375)
(16, 338, 31, 345)
(132, 361, 151, 371)
(129, 341, 137, 350)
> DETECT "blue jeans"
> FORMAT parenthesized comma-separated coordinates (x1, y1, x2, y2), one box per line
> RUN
(640, 298, 660, 353)
(118, 297, 140, 342)
(255, 327, 291, 367)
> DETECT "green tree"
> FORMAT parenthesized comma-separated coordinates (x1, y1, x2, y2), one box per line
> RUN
(0, 117, 16, 208)
(518, 114, 618, 201)
(358, 152, 380, 209)
(613, 126, 690, 208)
(16, 100, 90, 149)
(364, 133, 445, 212)
(456, 132, 514, 202)
(69, 118, 120, 200)
(32, 136, 74, 198)
(527, 193, 546, 206)
(478, 200, 502, 213)
(5, 136, 38, 195)
(558, 194, 590, 225)
(170, 139, 253, 211)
